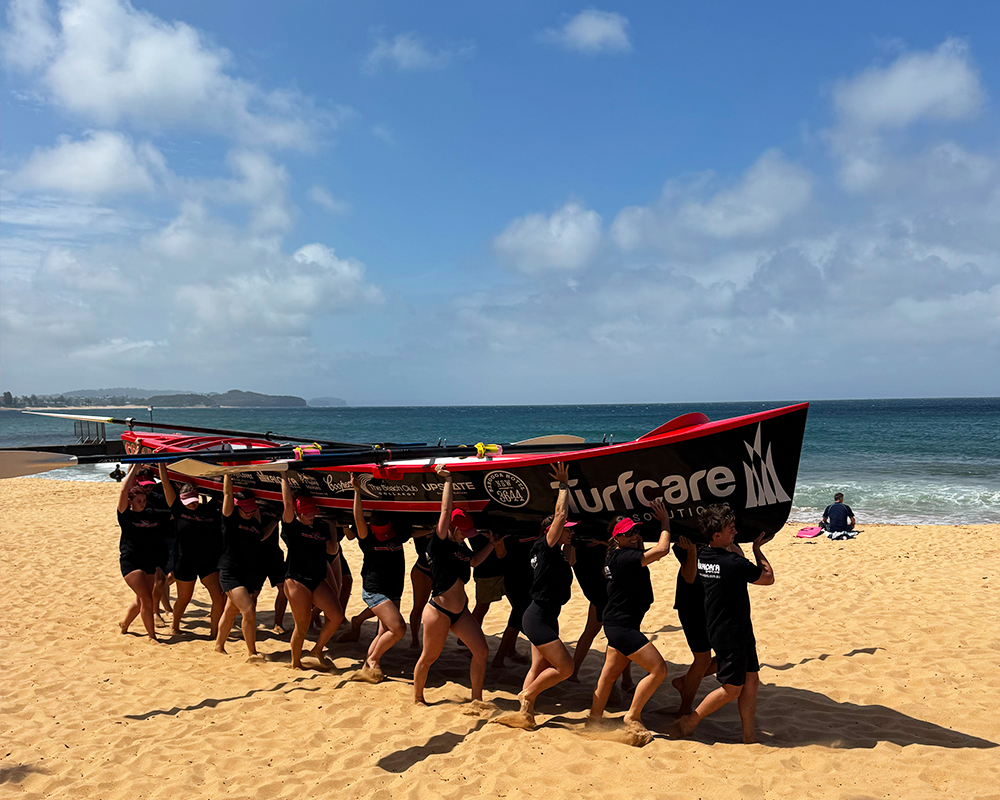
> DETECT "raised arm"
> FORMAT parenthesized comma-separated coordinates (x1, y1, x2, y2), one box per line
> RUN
(351, 474, 369, 539)
(435, 465, 453, 540)
(546, 462, 571, 547)
(641, 498, 672, 567)
(222, 474, 235, 517)
(280, 473, 295, 523)
(157, 463, 177, 507)
(117, 463, 139, 513)
(678, 536, 699, 584)
(751, 533, 775, 586)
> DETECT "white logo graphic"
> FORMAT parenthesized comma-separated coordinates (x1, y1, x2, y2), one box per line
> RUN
(743, 424, 791, 509)
(484, 470, 530, 508)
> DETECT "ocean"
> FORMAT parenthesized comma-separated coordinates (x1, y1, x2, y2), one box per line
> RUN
(2, 397, 998, 525)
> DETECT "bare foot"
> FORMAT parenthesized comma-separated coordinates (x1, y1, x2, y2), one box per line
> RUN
(622, 721, 653, 748)
(414, 697, 428, 707)
(308, 645, 328, 660)
(119, 621, 129, 635)
(348, 664, 385, 684)
(491, 710, 536, 730)
(214, 644, 228, 655)
(246, 654, 265, 664)
(461, 700, 498, 718)
(171, 626, 182, 636)
(665, 715, 698, 739)
(585, 714, 611, 730)
(338, 626, 361, 643)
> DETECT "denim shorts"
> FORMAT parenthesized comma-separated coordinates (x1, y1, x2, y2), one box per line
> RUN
(362, 588, 399, 609)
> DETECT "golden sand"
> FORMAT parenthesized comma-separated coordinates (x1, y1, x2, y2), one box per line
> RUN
(1, 477, 997, 799)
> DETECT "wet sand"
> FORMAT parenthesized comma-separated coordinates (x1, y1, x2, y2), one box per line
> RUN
(1, 477, 997, 799)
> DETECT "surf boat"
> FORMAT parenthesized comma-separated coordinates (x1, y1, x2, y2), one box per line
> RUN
(120, 403, 809, 542)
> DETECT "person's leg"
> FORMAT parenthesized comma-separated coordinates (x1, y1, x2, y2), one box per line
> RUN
(215, 587, 257, 656)
(413, 604, 451, 705)
(214, 593, 239, 653)
(492, 625, 522, 668)
(309, 581, 344, 657)
(171, 580, 196, 635)
(122, 570, 157, 640)
(521, 645, 547, 695)
(675, 684, 742, 736)
(341, 605, 375, 642)
(738, 671, 759, 743)
(272, 582, 287, 633)
(201, 572, 226, 639)
(451, 609, 489, 703)
(571, 604, 602, 681)
(589, 647, 630, 721)
(673, 651, 716, 714)
(284, 579, 313, 669)
(623, 642, 668, 729)
(472, 598, 492, 625)
(408, 567, 432, 648)
(366, 600, 406, 673)
(152, 567, 168, 620)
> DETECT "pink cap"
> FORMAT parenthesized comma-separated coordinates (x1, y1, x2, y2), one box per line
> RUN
(451, 508, 475, 531)
(179, 489, 200, 505)
(294, 496, 318, 516)
(611, 518, 639, 538)
(370, 520, 394, 541)
(235, 496, 259, 513)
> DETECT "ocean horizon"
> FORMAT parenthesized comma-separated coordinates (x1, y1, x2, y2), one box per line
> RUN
(3, 397, 998, 526)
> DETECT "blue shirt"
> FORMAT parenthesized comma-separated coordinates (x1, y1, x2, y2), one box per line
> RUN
(824, 502, 854, 531)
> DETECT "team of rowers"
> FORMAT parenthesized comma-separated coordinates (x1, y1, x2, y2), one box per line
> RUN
(116, 460, 775, 745)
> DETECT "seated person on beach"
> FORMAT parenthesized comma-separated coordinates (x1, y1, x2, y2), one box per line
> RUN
(672, 505, 774, 744)
(822, 493, 856, 532)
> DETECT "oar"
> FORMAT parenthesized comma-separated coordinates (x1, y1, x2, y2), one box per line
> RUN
(21, 410, 376, 450)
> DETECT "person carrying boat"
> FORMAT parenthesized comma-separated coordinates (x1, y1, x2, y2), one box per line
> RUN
(671, 504, 774, 744)
(214, 476, 276, 661)
(587, 500, 673, 746)
(567, 517, 611, 682)
(494, 463, 577, 731)
(116, 464, 171, 642)
(280, 474, 344, 669)
(407, 526, 434, 649)
(156, 464, 226, 638)
(492, 521, 540, 668)
(347, 476, 411, 683)
(669, 533, 717, 715)
(413, 465, 496, 708)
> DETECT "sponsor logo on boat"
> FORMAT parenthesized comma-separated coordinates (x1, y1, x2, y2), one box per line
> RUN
(484, 470, 530, 508)
(556, 466, 736, 517)
(742, 423, 791, 509)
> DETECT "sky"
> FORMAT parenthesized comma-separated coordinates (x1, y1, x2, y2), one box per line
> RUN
(1, 0, 998, 405)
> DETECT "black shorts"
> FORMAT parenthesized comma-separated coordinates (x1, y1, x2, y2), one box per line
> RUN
(505, 580, 531, 630)
(174, 545, 220, 582)
(220, 568, 263, 595)
(603, 624, 649, 656)
(264, 551, 286, 587)
(715, 638, 759, 687)
(286, 572, 324, 593)
(521, 601, 561, 646)
(120, 555, 156, 578)
(677, 603, 711, 654)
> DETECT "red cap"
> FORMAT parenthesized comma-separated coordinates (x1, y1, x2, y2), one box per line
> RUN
(235, 496, 259, 513)
(451, 508, 475, 531)
(611, 518, 639, 538)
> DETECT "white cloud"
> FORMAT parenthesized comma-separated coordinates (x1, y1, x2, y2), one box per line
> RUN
(2, 0, 324, 148)
(363, 32, 474, 74)
(611, 150, 812, 257)
(541, 10, 632, 54)
(308, 186, 350, 215)
(11, 130, 165, 194)
(372, 124, 395, 144)
(494, 202, 603, 273)
(834, 38, 984, 131)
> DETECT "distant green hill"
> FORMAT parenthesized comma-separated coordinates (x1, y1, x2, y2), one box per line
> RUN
(308, 396, 347, 407)
(146, 390, 307, 408)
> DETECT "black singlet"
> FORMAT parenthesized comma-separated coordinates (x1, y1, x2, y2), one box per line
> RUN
(283, 518, 331, 585)
(117, 507, 170, 569)
(602, 547, 654, 630)
(425, 534, 472, 596)
(528, 537, 573, 609)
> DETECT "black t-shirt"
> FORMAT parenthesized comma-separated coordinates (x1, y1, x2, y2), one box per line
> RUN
(672, 544, 704, 613)
(823, 502, 854, 531)
(469, 533, 503, 578)
(529, 537, 573, 609)
(117, 506, 170, 564)
(283, 518, 331, 583)
(220, 512, 265, 574)
(357, 526, 410, 597)
(602, 547, 654, 629)
(425, 534, 472, 596)
(502, 530, 541, 595)
(696, 546, 762, 649)
(169, 498, 222, 554)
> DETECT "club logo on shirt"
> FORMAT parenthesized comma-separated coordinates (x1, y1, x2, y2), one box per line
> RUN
(742, 424, 791, 509)
(484, 470, 530, 508)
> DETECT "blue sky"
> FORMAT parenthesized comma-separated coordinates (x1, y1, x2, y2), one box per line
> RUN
(2, 1, 998, 404)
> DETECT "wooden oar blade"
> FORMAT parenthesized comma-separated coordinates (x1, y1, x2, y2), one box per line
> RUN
(0, 450, 79, 479)
(512, 434, 586, 446)
(168, 459, 293, 478)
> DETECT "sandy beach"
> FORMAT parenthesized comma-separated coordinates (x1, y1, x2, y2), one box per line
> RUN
(1, 477, 997, 799)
